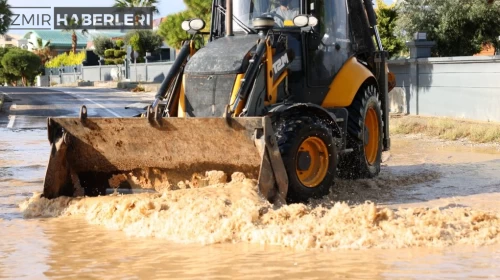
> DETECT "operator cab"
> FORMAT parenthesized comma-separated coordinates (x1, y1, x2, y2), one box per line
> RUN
(232, 0, 301, 29)
(215, 0, 353, 103)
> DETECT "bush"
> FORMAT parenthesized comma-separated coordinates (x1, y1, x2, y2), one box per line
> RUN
(45, 51, 85, 68)
(115, 40, 124, 48)
(124, 30, 163, 58)
(103, 58, 123, 65)
(93, 36, 114, 57)
(132, 56, 145, 63)
(1, 48, 42, 86)
(114, 50, 126, 58)
(104, 49, 115, 58)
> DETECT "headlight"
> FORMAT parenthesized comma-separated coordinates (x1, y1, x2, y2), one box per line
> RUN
(293, 15, 319, 28)
(181, 18, 206, 32)
(181, 20, 190, 31)
(189, 18, 206, 31)
(308, 16, 318, 27)
(292, 15, 309, 27)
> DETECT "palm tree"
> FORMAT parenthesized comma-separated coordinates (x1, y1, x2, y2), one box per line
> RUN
(113, 0, 160, 14)
(0, 0, 13, 35)
(61, 16, 88, 54)
(113, 0, 160, 28)
(29, 37, 53, 65)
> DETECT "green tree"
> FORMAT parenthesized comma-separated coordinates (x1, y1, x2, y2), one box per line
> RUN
(375, 0, 405, 58)
(184, 0, 212, 20)
(113, 0, 159, 26)
(29, 37, 54, 65)
(396, 0, 500, 57)
(0, 0, 13, 35)
(60, 16, 89, 54)
(0, 47, 19, 85)
(124, 30, 163, 59)
(158, 0, 212, 50)
(2, 48, 42, 86)
(93, 36, 115, 57)
(158, 10, 191, 49)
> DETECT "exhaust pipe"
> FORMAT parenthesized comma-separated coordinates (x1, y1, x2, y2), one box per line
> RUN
(363, 0, 384, 51)
(226, 0, 233, 36)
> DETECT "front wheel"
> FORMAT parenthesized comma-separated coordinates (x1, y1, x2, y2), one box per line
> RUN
(273, 112, 337, 204)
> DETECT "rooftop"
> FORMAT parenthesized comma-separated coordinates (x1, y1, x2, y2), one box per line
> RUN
(0, 34, 22, 40)
(22, 30, 129, 49)
(153, 17, 168, 29)
(86, 30, 127, 39)
(23, 30, 89, 48)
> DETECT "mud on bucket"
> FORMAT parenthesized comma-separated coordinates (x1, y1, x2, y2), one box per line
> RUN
(42, 115, 288, 204)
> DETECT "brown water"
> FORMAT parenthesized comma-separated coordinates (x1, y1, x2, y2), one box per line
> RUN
(1, 129, 500, 279)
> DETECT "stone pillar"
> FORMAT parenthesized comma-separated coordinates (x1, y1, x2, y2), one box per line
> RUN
(405, 32, 436, 59)
(408, 59, 419, 115)
(405, 33, 436, 115)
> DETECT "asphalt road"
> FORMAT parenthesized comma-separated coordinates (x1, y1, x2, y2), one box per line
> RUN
(0, 87, 154, 129)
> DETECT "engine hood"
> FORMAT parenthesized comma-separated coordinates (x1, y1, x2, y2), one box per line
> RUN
(184, 35, 260, 75)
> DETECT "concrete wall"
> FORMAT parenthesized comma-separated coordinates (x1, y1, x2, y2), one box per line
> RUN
(36, 75, 49, 87)
(128, 62, 173, 82)
(81, 65, 123, 82)
(64, 62, 174, 83)
(388, 55, 500, 122)
(49, 73, 84, 85)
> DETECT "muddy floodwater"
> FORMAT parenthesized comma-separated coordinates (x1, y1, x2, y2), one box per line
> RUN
(1, 128, 500, 279)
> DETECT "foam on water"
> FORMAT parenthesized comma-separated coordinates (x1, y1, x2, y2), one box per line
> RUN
(19, 172, 500, 250)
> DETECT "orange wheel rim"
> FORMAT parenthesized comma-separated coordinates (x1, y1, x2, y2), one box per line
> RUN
(295, 136, 329, 187)
(364, 107, 379, 165)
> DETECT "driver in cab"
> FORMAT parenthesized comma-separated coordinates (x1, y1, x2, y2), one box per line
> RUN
(270, 0, 299, 27)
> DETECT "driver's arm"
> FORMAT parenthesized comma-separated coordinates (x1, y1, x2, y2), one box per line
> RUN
(270, 7, 285, 27)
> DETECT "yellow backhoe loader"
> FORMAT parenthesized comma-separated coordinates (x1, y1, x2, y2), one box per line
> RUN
(43, 0, 396, 204)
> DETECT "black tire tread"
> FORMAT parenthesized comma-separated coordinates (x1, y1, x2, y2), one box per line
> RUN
(272, 111, 336, 203)
(338, 84, 383, 179)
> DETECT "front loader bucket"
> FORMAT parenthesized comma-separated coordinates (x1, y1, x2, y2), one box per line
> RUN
(43, 108, 288, 204)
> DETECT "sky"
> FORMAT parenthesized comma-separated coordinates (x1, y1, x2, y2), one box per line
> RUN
(6, 0, 187, 35)
(6, 0, 395, 35)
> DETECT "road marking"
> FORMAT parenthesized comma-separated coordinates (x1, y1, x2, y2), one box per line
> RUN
(66, 91, 121, 117)
(7, 115, 15, 128)
(6, 102, 16, 128)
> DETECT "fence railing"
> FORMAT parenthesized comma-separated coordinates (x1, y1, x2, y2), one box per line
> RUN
(46, 65, 82, 75)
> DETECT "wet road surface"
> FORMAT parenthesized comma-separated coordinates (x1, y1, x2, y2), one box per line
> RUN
(0, 87, 153, 222)
(0, 87, 152, 129)
(0, 87, 499, 279)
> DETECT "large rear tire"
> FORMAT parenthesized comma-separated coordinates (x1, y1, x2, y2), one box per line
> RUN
(273, 112, 337, 204)
(338, 84, 383, 179)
